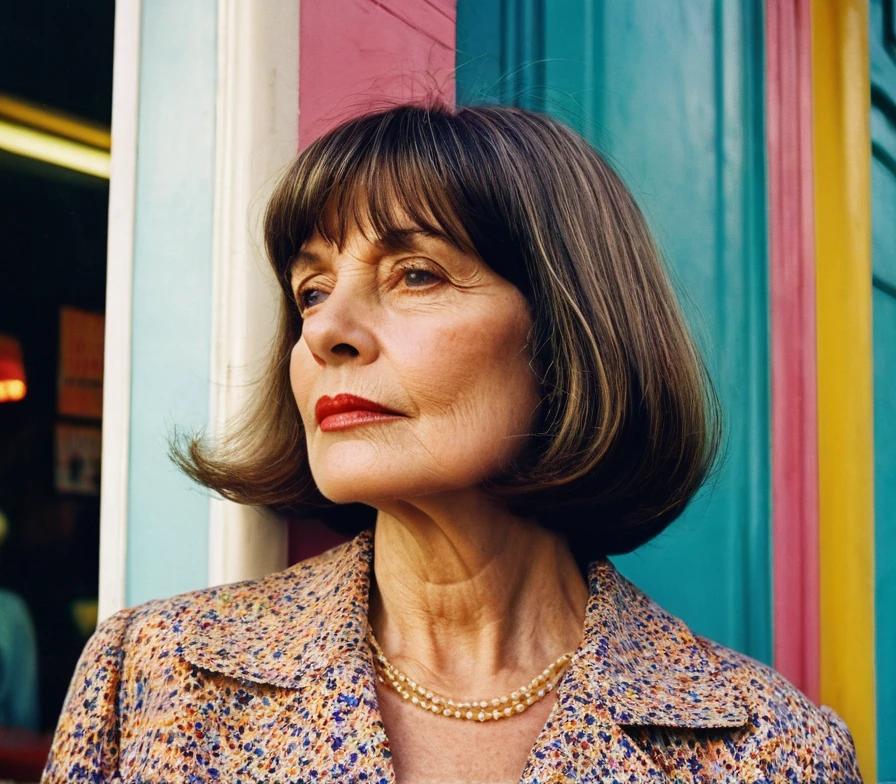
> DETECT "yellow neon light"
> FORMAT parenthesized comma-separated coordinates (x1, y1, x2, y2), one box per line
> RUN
(0, 118, 110, 179)
(0, 94, 110, 150)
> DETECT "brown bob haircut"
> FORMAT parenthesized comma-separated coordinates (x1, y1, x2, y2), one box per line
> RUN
(169, 97, 725, 574)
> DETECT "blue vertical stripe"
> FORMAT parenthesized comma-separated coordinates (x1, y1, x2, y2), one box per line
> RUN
(457, 0, 771, 663)
(127, 0, 217, 604)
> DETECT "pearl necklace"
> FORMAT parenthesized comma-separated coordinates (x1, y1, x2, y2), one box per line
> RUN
(366, 627, 575, 722)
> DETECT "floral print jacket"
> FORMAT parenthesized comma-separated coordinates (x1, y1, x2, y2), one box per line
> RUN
(41, 526, 863, 782)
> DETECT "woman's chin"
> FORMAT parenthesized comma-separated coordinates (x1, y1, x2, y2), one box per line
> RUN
(312, 477, 395, 505)
(312, 473, 454, 506)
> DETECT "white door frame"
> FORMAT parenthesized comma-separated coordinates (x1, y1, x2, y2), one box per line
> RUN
(99, 0, 141, 621)
(207, 0, 300, 586)
(101, 0, 301, 615)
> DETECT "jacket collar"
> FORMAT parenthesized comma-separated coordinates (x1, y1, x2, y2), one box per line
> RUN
(177, 525, 748, 729)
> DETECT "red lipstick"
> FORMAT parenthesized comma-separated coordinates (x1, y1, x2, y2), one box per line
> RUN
(315, 393, 405, 432)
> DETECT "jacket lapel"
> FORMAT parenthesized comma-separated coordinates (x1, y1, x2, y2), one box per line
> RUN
(177, 531, 371, 690)
(177, 526, 749, 780)
(578, 551, 749, 728)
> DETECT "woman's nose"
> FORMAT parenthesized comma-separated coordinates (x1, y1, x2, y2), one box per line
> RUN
(299, 283, 379, 365)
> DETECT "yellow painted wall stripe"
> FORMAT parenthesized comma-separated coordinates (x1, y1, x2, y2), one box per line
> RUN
(811, 0, 876, 780)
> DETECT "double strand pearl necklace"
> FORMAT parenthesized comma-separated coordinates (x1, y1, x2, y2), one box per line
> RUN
(366, 627, 575, 722)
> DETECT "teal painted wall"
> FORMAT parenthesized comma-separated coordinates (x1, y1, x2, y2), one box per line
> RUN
(457, 0, 771, 662)
(870, 0, 896, 778)
(126, 0, 217, 605)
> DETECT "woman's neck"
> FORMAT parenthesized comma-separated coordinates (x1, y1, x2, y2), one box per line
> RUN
(366, 499, 589, 699)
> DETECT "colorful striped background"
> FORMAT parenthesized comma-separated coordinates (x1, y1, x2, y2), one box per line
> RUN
(285, 0, 882, 778)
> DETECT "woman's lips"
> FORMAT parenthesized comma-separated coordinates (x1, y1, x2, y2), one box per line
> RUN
(315, 393, 405, 432)
(318, 410, 405, 432)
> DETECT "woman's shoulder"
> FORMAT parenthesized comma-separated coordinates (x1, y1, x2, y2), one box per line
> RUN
(615, 627, 865, 782)
(101, 537, 358, 680)
(690, 632, 864, 781)
(42, 544, 356, 782)
(117, 535, 356, 633)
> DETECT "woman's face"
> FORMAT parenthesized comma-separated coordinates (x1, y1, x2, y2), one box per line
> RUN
(288, 214, 542, 505)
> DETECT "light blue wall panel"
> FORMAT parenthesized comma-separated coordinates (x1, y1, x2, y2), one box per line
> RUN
(457, 0, 771, 662)
(127, 0, 217, 605)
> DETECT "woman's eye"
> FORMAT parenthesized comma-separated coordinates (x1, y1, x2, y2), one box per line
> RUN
(297, 289, 323, 310)
(402, 266, 440, 287)
(295, 264, 441, 314)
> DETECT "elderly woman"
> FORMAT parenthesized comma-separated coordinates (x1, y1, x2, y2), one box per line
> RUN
(42, 101, 862, 783)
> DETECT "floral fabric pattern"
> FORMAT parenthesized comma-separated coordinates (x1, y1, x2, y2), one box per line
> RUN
(41, 526, 863, 782)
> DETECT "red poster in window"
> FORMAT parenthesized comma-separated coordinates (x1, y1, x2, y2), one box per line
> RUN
(57, 306, 104, 419)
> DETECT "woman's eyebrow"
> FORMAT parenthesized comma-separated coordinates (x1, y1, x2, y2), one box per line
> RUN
(379, 227, 452, 253)
(289, 227, 452, 281)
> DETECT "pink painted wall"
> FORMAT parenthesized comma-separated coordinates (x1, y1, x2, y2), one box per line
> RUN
(289, 0, 457, 563)
(765, 0, 820, 703)
(298, 0, 456, 149)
